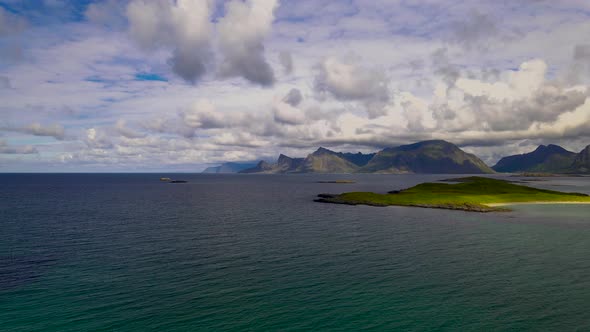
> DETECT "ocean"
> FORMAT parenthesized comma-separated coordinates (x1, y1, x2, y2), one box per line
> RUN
(1, 173, 590, 331)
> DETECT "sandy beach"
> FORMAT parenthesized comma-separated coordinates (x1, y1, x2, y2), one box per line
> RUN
(489, 201, 590, 207)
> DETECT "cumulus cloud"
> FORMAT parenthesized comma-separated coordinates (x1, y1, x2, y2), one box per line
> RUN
(273, 97, 305, 125)
(27, 123, 65, 139)
(7, 0, 590, 171)
(0, 123, 65, 140)
(181, 99, 226, 129)
(0, 139, 37, 154)
(314, 57, 391, 117)
(85, 128, 113, 149)
(217, 0, 279, 86)
(125, 0, 279, 86)
(212, 132, 268, 148)
(115, 119, 146, 139)
(127, 0, 213, 83)
(434, 59, 590, 132)
(282, 88, 303, 106)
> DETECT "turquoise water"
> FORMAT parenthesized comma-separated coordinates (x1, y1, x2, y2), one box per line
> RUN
(1, 174, 590, 331)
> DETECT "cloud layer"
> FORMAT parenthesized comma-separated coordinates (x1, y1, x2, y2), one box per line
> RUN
(1, 0, 590, 171)
(126, 0, 278, 85)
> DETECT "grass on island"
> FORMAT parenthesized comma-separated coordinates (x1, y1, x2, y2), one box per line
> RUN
(315, 176, 590, 212)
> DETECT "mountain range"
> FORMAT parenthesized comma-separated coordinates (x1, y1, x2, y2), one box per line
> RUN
(492, 144, 590, 174)
(238, 140, 493, 174)
(202, 140, 590, 175)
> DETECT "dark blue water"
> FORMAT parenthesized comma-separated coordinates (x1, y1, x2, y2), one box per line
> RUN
(1, 174, 590, 331)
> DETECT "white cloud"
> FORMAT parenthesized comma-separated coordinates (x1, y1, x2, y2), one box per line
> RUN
(272, 96, 305, 125)
(115, 119, 146, 139)
(125, 0, 279, 86)
(282, 88, 303, 106)
(182, 99, 227, 129)
(0, 139, 37, 154)
(217, 0, 279, 86)
(314, 57, 391, 117)
(0, 123, 65, 140)
(127, 0, 213, 83)
(4, 0, 590, 170)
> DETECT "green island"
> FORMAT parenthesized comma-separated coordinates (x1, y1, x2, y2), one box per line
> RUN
(315, 176, 590, 212)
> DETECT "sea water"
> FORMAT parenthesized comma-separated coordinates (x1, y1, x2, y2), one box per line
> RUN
(1, 174, 589, 331)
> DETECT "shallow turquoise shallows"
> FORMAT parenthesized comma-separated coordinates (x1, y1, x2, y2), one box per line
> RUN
(1, 174, 590, 331)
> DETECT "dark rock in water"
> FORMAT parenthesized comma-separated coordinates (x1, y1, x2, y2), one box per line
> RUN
(317, 180, 355, 183)
(170, 180, 188, 183)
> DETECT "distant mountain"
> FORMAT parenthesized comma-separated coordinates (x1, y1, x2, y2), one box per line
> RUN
(568, 145, 590, 174)
(240, 140, 492, 174)
(297, 147, 361, 173)
(202, 162, 258, 174)
(276, 154, 305, 173)
(340, 151, 376, 166)
(359, 140, 493, 174)
(492, 145, 577, 173)
(240, 148, 374, 174)
(239, 154, 305, 174)
(212, 141, 590, 175)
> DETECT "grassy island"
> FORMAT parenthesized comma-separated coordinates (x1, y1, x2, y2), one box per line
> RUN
(315, 176, 590, 212)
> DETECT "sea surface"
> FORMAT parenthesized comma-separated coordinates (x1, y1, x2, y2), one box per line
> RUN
(1, 173, 590, 331)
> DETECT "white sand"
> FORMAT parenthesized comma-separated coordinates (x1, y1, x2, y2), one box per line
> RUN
(488, 201, 590, 207)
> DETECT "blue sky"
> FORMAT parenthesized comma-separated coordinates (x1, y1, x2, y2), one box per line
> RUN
(1, 0, 590, 171)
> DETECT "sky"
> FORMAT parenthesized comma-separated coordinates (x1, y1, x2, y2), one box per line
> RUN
(1, 0, 590, 172)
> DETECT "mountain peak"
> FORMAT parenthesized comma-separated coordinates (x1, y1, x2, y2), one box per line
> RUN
(532, 144, 571, 155)
(257, 160, 271, 167)
(390, 139, 459, 154)
(313, 147, 336, 155)
(569, 145, 590, 173)
(277, 154, 292, 162)
(362, 140, 492, 174)
(533, 144, 547, 152)
(493, 144, 576, 173)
